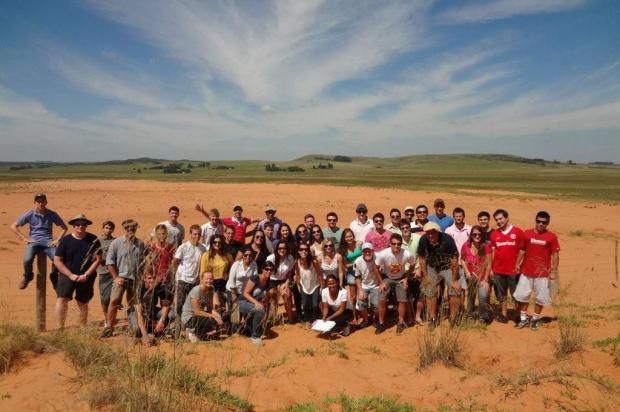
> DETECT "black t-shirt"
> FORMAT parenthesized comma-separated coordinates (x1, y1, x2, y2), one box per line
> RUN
(417, 233, 458, 271)
(55, 232, 100, 275)
(251, 247, 269, 272)
(223, 241, 242, 259)
(482, 229, 494, 244)
(242, 275, 271, 301)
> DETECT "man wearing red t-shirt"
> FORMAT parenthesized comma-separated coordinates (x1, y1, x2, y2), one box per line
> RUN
(222, 204, 258, 244)
(513, 211, 560, 331)
(490, 209, 525, 323)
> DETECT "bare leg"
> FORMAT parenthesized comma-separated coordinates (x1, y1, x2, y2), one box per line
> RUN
(107, 299, 120, 329)
(378, 300, 387, 325)
(348, 285, 357, 322)
(397, 302, 406, 324)
(427, 297, 437, 321)
(101, 302, 110, 326)
(56, 298, 69, 330)
(77, 300, 88, 326)
(415, 300, 424, 323)
(449, 296, 461, 324)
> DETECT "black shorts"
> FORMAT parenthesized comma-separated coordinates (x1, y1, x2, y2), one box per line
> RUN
(154, 282, 174, 305)
(493, 274, 520, 302)
(56, 273, 97, 302)
(408, 278, 422, 300)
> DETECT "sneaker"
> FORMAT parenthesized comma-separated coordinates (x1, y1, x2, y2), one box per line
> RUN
(250, 336, 262, 346)
(374, 323, 385, 335)
(530, 319, 541, 331)
(100, 327, 113, 338)
(357, 320, 369, 329)
(341, 326, 351, 337)
(396, 322, 406, 334)
(515, 318, 530, 329)
(496, 314, 508, 324)
(187, 331, 199, 343)
(18, 274, 33, 290)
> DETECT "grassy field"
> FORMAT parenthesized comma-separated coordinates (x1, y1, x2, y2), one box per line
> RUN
(1, 154, 618, 203)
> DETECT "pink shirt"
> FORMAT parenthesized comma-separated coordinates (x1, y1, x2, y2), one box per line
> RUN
(365, 230, 392, 252)
(461, 241, 492, 280)
(445, 223, 471, 257)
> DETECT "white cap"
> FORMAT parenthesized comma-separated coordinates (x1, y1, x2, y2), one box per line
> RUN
(361, 242, 374, 251)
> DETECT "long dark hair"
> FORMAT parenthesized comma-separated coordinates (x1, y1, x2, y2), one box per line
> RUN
(251, 229, 268, 254)
(310, 224, 324, 244)
(208, 234, 225, 259)
(274, 241, 290, 271)
(295, 223, 310, 245)
(296, 243, 313, 266)
(469, 225, 487, 256)
(338, 228, 356, 257)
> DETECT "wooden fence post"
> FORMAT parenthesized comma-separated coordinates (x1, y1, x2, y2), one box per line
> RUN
(36, 251, 46, 332)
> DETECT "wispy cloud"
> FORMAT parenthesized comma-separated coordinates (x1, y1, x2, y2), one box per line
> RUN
(47, 46, 163, 109)
(438, 0, 586, 24)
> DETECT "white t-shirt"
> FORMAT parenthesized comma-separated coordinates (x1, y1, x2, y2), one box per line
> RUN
(174, 241, 206, 284)
(349, 219, 374, 243)
(266, 253, 295, 281)
(200, 221, 222, 248)
(226, 260, 257, 293)
(321, 288, 348, 311)
(153, 220, 185, 246)
(375, 248, 414, 280)
(354, 256, 379, 289)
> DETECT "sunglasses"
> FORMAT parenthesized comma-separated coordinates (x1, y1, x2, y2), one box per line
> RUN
(374, 219, 384, 223)
(255, 236, 264, 240)
(400, 226, 410, 231)
(327, 218, 337, 222)
(212, 240, 222, 244)
(312, 230, 321, 234)
(391, 242, 402, 246)
(243, 253, 253, 257)
(277, 247, 287, 251)
(324, 244, 334, 248)
(416, 210, 428, 214)
(536, 220, 549, 225)
(391, 215, 400, 219)
(471, 233, 482, 237)
(299, 248, 309, 252)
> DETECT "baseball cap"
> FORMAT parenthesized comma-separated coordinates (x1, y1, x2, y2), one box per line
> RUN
(355, 203, 368, 213)
(34, 193, 47, 201)
(233, 204, 243, 211)
(361, 242, 374, 251)
(264, 205, 276, 212)
(434, 198, 445, 208)
(423, 221, 441, 232)
(404, 206, 415, 212)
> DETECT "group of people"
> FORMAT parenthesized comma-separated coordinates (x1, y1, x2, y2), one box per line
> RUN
(11, 194, 560, 346)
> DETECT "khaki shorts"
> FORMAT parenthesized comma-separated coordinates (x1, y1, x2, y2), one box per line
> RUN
(380, 277, 408, 303)
(110, 278, 136, 306)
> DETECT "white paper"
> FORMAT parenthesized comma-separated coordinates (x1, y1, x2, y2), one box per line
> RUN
(311, 319, 336, 333)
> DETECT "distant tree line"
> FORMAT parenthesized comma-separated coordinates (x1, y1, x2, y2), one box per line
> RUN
(265, 163, 304, 172)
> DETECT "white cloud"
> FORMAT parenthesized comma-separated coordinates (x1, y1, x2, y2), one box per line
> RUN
(47, 46, 163, 109)
(438, 0, 586, 24)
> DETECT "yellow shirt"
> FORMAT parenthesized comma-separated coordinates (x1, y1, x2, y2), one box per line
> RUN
(200, 253, 233, 280)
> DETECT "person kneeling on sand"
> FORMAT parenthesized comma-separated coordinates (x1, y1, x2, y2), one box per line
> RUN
(240, 261, 274, 345)
(53, 214, 101, 330)
(181, 272, 223, 342)
(321, 275, 353, 337)
(129, 271, 174, 346)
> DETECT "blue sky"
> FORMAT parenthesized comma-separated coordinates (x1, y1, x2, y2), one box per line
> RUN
(1, 0, 618, 162)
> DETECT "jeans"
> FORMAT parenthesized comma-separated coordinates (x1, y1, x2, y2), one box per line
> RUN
(300, 288, 321, 321)
(238, 300, 266, 338)
(23, 242, 58, 285)
(466, 277, 490, 319)
(185, 316, 218, 339)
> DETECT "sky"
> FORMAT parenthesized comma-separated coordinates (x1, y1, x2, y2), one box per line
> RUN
(0, 0, 619, 162)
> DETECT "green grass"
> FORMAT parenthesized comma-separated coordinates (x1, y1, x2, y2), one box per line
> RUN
(0, 323, 253, 411)
(281, 393, 415, 412)
(2, 154, 619, 202)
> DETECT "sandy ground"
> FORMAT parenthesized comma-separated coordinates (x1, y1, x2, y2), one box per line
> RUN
(1, 180, 619, 411)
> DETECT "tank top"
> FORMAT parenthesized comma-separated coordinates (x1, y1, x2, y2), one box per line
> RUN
(297, 262, 320, 294)
(321, 255, 338, 279)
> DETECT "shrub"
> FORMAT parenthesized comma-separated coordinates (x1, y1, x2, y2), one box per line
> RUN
(555, 316, 587, 359)
(417, 325, 463, 370)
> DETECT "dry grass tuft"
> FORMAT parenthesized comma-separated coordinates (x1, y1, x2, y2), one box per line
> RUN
(417, 324, 463, 370)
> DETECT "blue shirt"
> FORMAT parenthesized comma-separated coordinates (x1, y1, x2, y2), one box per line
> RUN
(16, 209, 65, 243)
(428, 215, 454, 232)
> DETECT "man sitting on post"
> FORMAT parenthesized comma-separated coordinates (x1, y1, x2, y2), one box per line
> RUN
(11, 193, 67, 290)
